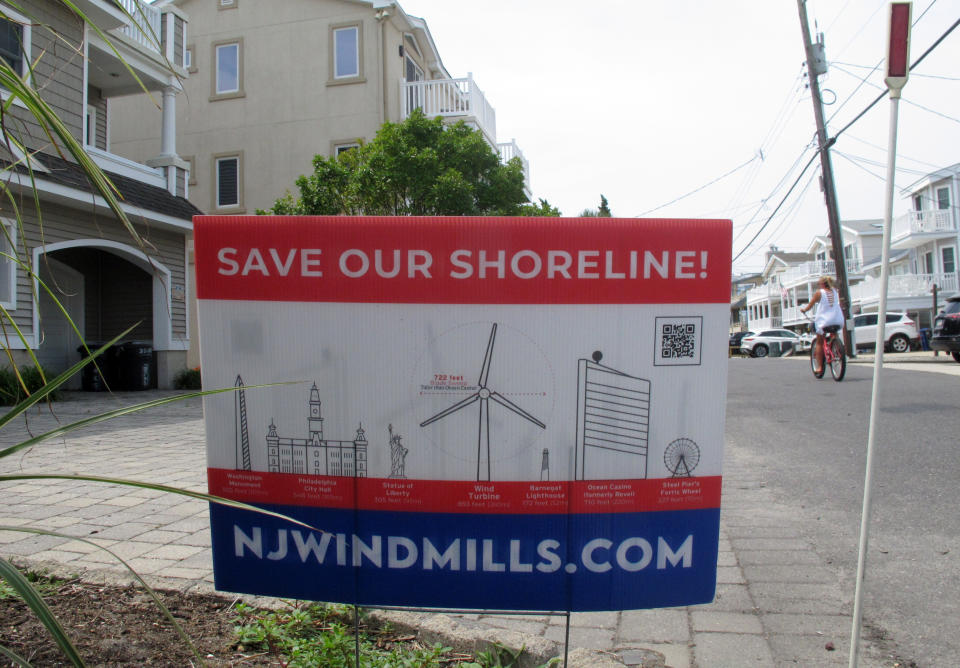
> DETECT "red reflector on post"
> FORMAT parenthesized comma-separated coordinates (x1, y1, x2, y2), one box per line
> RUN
(888, 3, 911, 78)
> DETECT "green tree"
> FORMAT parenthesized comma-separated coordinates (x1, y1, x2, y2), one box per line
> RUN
(262, 110, 529, 216)
(518, 198, 562, 217)
(579, 194, 612, 217)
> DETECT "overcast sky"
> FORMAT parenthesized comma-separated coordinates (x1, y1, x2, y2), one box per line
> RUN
(397, 0, 960, 272)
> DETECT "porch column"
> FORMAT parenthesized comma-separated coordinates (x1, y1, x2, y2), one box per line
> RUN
(161, 85, 176, 157)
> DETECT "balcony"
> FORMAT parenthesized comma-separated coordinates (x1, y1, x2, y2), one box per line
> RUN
(402, 74, 497, 145)
(777, 259, 864, 288)
(114, 0, 162, 55)
(497, 139, 530, 197)
(891, 210, 957, 249)
(849, 272, 959, 307)
(84, 0, 179, 96)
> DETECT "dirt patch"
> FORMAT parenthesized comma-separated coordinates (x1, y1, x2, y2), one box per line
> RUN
(1, 579, 267, 666)
(0, 576, 449, 667)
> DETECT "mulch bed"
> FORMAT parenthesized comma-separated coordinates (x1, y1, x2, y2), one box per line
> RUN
(1, 579, 283, 666)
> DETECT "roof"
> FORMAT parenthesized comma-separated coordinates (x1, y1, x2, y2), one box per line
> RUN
(841, 219, 883, 235)
(900, 163, 960, 195)
(28, 153, 201, 221)
(861, 249, 909, 271)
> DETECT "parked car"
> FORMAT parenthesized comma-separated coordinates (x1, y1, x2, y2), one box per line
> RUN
(930, 296, 960, 363)
(740, 329, 801, 357)
(729, 331, 754, 355)
(852, 312, 918, 353)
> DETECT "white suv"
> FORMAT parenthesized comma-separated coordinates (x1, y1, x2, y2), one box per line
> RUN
(853, 312, 918, 353)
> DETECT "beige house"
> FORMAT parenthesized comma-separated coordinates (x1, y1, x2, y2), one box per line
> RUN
(110, 0, 530, 217)
(0, 0, 196, 388)
(109, 0, 530, 367)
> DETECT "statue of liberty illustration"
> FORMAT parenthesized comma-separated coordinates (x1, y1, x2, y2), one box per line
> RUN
(419, 323, 545, 481)
(388, 424, 409, 478)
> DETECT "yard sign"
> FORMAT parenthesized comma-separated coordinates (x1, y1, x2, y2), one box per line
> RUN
(195, 215, 731, 612)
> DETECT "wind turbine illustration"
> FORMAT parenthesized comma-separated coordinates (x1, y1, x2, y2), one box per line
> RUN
(420, 323, 546, 481)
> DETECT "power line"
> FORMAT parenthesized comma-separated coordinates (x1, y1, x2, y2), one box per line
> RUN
(634, 156, 757, 217)
(831, 60, 960, 81)
(831, 63, 960, 125)
(732, 151, 821, 262)
(831, 15, 960, 141)
(825, 0, 942, 125)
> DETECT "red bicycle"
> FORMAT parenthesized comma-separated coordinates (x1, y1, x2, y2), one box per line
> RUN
(809, 323, 846, 381)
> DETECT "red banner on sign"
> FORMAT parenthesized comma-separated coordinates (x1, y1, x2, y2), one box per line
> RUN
(207, 468, 723, 515)
(194, 216, 732, 305)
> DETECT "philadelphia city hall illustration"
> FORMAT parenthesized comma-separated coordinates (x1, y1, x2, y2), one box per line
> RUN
(234, 376, 368, 477)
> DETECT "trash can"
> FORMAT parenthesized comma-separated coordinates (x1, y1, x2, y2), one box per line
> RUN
(769, 342, 782, 357)
(116, 341, 155, 391)
(78, 343, 117, 392)
(919, 328, 931, 351)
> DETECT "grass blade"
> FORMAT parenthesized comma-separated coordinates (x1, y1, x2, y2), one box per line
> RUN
(0, 557, 85, 667)
(0, 644, 32, 667)
(0, 381, 295, 460)
(0, 331, 135, 435)
(0, 531, 203, 667)
(0, 474, 322, 533)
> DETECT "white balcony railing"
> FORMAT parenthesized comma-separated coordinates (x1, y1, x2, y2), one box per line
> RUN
(402, 74, 497, 144)
(892, 210, 957, 239)
(114, 0, 162, 54)
(497, 139, 530, 193)
(777, 259, 864, 287)
(849, 272, 960, 303)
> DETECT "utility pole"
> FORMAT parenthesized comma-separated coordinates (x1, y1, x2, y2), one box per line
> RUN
(797, 0, 855, 356)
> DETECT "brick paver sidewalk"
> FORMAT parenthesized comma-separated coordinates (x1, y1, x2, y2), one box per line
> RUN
(0, 391, 888, 667)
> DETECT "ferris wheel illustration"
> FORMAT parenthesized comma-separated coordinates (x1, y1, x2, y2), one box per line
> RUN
(419, 323, 546, 481)
(664, 438, 700, 477)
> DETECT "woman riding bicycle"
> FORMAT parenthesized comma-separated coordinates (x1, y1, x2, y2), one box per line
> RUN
(801, 275, 845, 375)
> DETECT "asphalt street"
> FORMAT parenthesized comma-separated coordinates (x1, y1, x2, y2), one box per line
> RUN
(725, 354, 960, 667)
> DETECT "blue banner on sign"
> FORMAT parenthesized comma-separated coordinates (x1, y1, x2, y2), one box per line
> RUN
(209, 504, 719, 611)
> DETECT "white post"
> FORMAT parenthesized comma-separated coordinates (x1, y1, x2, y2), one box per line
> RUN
(161, 86, 176, 157)
(849, 5, 911, 666)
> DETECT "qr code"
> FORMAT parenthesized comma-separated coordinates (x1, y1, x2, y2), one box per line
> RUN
(654, 316, 702, 366)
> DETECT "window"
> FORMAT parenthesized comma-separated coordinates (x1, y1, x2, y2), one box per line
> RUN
(211, 39, 243, 99)
(937, 187, 950, 210)
(214, 153, 243, 210)
(218, 0, 238, 8)
(943, 246, 956, 274)
(185, 44, 196, 73)
(84, 105, 95, 147)
(0, 8, 30, 83)
(913, 194, 923, 211)
(329, 23, 363, 83)
(0, 220, 15, 308)
(332, 140, 361, 157)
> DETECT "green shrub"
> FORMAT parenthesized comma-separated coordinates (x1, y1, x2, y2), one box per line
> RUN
(173, 367, 202, 390)
(0, 366, 60, 406)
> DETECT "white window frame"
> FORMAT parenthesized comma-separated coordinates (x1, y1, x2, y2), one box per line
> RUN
(936, 186, 950, 210)
(942, 245, 956, 275)
(0, 219, 16, 309)
(211, 38, 243, 100)
(0, 5, 31, 106)
(333, 141, 360, 157)
(330, 23, 363, 83)
(214, 153, 243, 211)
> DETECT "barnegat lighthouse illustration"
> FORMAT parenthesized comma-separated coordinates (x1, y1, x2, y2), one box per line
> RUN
(419, 323, 546, 481)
